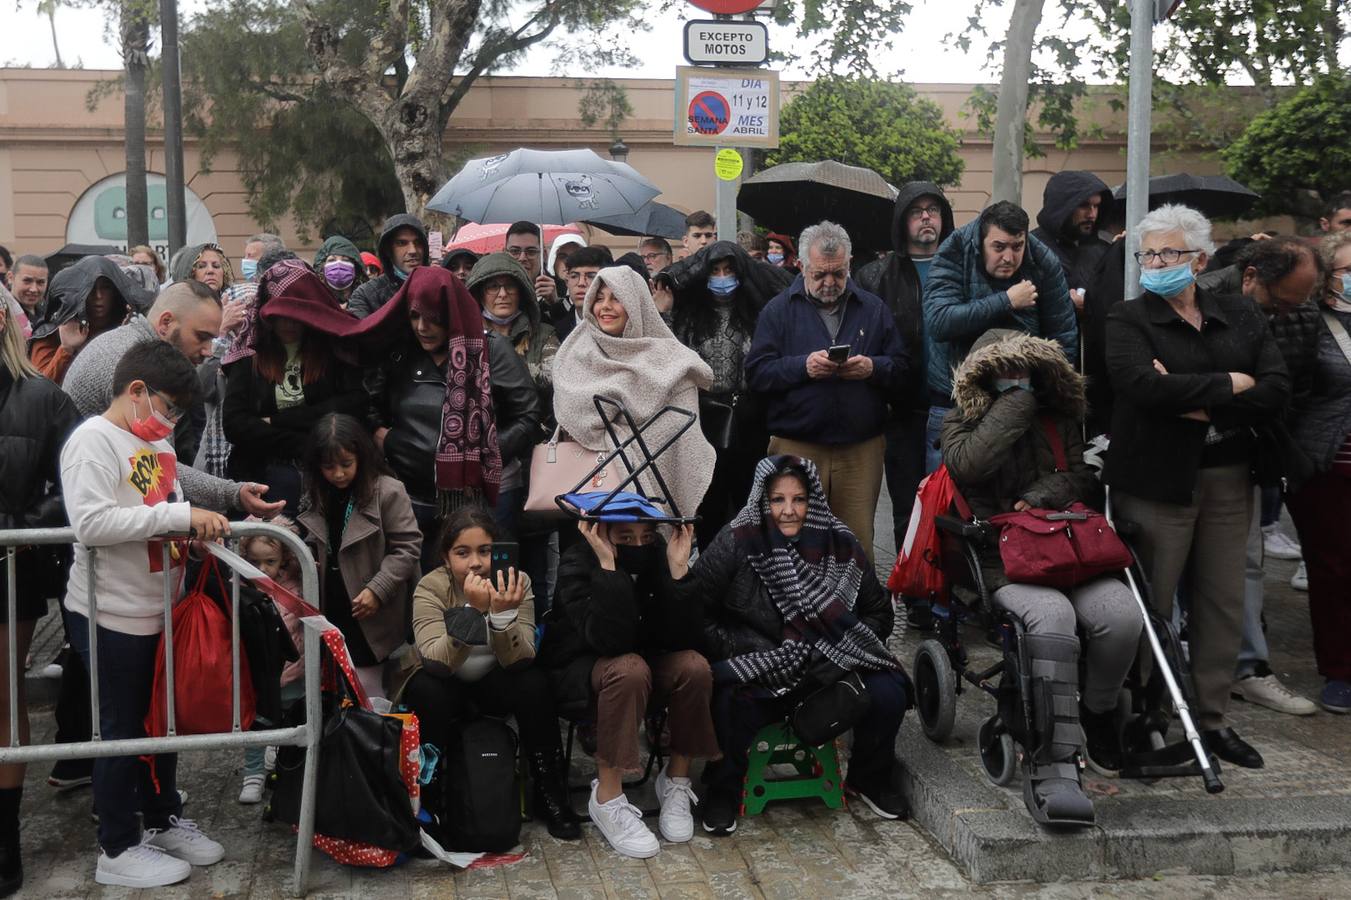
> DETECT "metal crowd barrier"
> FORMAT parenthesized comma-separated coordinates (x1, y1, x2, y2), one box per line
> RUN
(0, 523, 324, 897)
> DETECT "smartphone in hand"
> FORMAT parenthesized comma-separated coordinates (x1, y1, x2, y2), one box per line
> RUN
(490, 541, 519, 583)
(827, 344, 851, 364)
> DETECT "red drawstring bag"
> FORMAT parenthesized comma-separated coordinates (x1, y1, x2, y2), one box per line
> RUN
(887, 465, 959, 601)
(145, 557, 256, 737)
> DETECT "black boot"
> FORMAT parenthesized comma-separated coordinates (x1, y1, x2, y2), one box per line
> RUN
(528, 750, 581, 840)
(1080, 704, 1122, 776)
(0, 787, 22, 898)
(1020, 633, 1094, 828)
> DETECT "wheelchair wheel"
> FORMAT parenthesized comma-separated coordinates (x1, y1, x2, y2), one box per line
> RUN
(913, 639, 957, 742)
(978, 715, 1017, 787)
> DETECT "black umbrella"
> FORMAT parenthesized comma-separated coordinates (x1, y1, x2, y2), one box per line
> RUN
(584, 201, 688, 239)
(737, 160, 898, 253)
(1110, 174, 1260, 221)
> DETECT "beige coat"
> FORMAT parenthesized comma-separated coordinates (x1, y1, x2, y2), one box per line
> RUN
(298, 474, 422, 662)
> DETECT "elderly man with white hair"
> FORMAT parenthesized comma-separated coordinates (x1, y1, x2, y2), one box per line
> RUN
(1104, 203, 1290, 772)
(745, 220, 908, 560)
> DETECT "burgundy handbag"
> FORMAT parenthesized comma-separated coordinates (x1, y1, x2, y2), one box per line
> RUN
(987, 418, 1133, 590)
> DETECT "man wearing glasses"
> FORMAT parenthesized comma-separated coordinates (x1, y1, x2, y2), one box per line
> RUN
(504, 221, 559, 307)
(552, 245, 613, 340)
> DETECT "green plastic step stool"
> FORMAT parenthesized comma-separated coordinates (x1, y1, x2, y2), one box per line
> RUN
(741, 720, 845, 816)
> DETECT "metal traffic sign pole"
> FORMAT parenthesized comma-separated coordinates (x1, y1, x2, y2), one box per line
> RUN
(1124, 0, 1172, 297)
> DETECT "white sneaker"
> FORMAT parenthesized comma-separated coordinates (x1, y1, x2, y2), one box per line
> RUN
(1262, 525, 1302, 561)
(1291, 562, 1309, 592)
(95, 840, 192, 887)
(145, 816, 225, 866)
(264, 745, 278, 773)
(239, 774, 266, 805)
(1233, 671, 1316, 716)
(587, 780, 659, 859)
(654, 767, 697, 843)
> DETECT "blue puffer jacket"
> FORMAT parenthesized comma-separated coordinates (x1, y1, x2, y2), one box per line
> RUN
(745, 275, 907, 445)
(922, 220, 1078, 399)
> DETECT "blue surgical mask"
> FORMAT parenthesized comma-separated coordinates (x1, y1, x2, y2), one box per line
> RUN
(240, 258, 258, 281)
(1341, 273, 1351, 299)
(767, 252, 784, 265)
(708, 274, 739, 295)
(482, 308, 523, 326)
(1139, 261, 1196, 299)
(391, 266, 409, 282)
(994, 377, 1032, 393)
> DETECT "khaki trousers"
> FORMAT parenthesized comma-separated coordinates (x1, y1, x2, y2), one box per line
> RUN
(1112, 463, 1252, 730)
(766, 434, 886, 562)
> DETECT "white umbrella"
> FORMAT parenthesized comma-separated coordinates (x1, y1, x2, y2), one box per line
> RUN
(427, 148, 660, 225)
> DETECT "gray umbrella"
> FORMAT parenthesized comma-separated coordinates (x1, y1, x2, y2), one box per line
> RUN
(584, 201, 688, 239)
(427, 148, 661, 225)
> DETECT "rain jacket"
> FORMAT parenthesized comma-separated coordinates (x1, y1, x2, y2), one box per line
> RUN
(466, 252, 559, 389)
(348, 214, 429, 319)
(940, 328, 1096, 590)
(29, 256, 142, 384)
(923, 220, 1078, 400)
(313, 235, 364, 270)
(856, 181, 956, 413)
(1030, 171, 1112, 292)
(663, 240, 793, 312)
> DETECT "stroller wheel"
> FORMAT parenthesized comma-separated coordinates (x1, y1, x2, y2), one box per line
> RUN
(978, 716, 1017, 787)
(913, 640, 957, 742)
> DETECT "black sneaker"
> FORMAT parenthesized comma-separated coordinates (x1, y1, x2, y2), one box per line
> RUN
(1080, 706, 1122, 777)
(700, 785, 738, 835)
(846, 778, 910, 820)
(47, 758, 92, 792)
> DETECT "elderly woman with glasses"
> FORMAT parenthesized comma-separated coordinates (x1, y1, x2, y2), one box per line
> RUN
(1104, 204, 1290, 771)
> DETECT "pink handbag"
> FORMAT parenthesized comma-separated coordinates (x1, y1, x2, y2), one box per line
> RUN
(523, 428, 618, 516)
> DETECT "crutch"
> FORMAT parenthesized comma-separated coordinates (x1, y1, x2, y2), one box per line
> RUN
(1104, 488, 1224, 795)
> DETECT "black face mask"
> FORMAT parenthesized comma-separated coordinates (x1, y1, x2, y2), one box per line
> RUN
(614, 543, 662, 578)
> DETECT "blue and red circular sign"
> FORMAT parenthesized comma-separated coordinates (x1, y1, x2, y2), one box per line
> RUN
(688, 91, 730, 136)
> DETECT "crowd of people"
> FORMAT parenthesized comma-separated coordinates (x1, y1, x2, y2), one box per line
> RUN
(0, 180, 1349, 890)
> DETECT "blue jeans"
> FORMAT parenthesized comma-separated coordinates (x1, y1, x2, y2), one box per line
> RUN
(67, 612, 182, 856)
(924, 405, 949, 475)
(707, 669, 910, 791)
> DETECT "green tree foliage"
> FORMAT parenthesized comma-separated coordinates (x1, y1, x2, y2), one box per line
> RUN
(766, 77, 965, 189)
(1222, 72, 1351, 220)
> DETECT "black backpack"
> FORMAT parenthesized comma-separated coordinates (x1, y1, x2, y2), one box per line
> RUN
(437, 717, 521, 852)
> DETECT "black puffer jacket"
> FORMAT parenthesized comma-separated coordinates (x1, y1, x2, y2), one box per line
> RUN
(364, 335, 541, 503)
(691, 525, 892, 664)
(539, 540, 704, 708)
(660, 241, 792, 312)
(0, 366, 82, 605)
(1292, 309, 1351, 483)
(856, 181, 956, 413)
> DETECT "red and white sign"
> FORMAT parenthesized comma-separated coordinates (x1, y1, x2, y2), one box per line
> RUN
(687, 0, 763, 14)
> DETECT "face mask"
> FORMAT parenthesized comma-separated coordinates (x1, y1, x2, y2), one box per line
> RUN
(1139, 261, 1196, 299)
(240, 258, 258, 281)
(481, 308, 523, 326)
(1336, 274, 1351, 308)
(708, 274, 739, 295)
(323, 260, 356, 289)
(391, 266, 409, 282)
(994, 377, 1032, 394)
(767, 252, 784, 265)
(129, 395, 176, 442)
(614, 544, 661, 578)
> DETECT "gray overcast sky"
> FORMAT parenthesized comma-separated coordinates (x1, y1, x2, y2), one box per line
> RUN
(4, 0, 1067, 83)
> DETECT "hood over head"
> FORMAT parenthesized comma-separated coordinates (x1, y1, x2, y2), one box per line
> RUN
(1036, 171, 1111, 241)
(361, 251, 382, 274)
(663, 239, 793, 311)
(547, 233, 586, 276)
(465, 251, 539, 329)
(890, 181, 955, 260)
(314, 235, 364, 269)
(168, 241, 235, 289)
(581, 265, 671, 340)
(440, 248, 480, 271)
(765, 232, 796, 258)
(950, 328, 1086, 421)
(375, 213, 429, 277)
(33, 255, 142, 338)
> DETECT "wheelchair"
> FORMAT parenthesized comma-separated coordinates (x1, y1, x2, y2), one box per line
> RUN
(906, 502, 1224, 829)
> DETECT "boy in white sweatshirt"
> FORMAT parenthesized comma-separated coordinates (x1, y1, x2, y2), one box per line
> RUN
(60, 339, 230, 888)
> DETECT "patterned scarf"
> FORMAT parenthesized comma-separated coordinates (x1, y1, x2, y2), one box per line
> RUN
(722, 456, 900, 694)
(351, 266, 502, 506)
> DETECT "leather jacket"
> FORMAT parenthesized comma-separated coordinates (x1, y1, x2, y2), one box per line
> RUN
(366, 334, 541, 502)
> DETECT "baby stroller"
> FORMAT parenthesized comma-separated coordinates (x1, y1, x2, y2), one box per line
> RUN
(897, 477, 1223, 828)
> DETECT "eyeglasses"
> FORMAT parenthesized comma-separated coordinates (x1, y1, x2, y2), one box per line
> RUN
(567, 270, 599, 284)
(908, 204, 943, 220)
(150, 389, 186, 423)
(1133, 248, 1202, 265)
(506, 246, 541, 259)
(640, 252, 670, 263)
(483, 280, 518, 295)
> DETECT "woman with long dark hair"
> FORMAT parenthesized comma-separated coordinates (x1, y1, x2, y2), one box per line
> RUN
(222, 260, 364, 513)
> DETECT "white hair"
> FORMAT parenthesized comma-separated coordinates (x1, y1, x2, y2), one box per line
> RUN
(799, 221, 852, 263)
(1134, 204, 1216, 256)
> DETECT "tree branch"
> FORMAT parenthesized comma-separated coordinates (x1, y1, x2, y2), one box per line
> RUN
(438, 5, 561, 122)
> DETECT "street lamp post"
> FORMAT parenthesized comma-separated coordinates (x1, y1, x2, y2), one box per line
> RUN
(608, 138, 630, 163)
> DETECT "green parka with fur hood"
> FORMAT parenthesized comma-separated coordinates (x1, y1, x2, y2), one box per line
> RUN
(940, 329, 1099, 590)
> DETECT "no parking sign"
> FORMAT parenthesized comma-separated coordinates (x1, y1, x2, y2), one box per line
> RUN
(674, 66, 780, 148)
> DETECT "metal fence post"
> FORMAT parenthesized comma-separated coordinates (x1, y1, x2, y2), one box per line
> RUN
(291, 619, 324, 897)
(5, 549, 16, 747)
(86, 548, 101, 741)
(161, 543, 177, 736)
